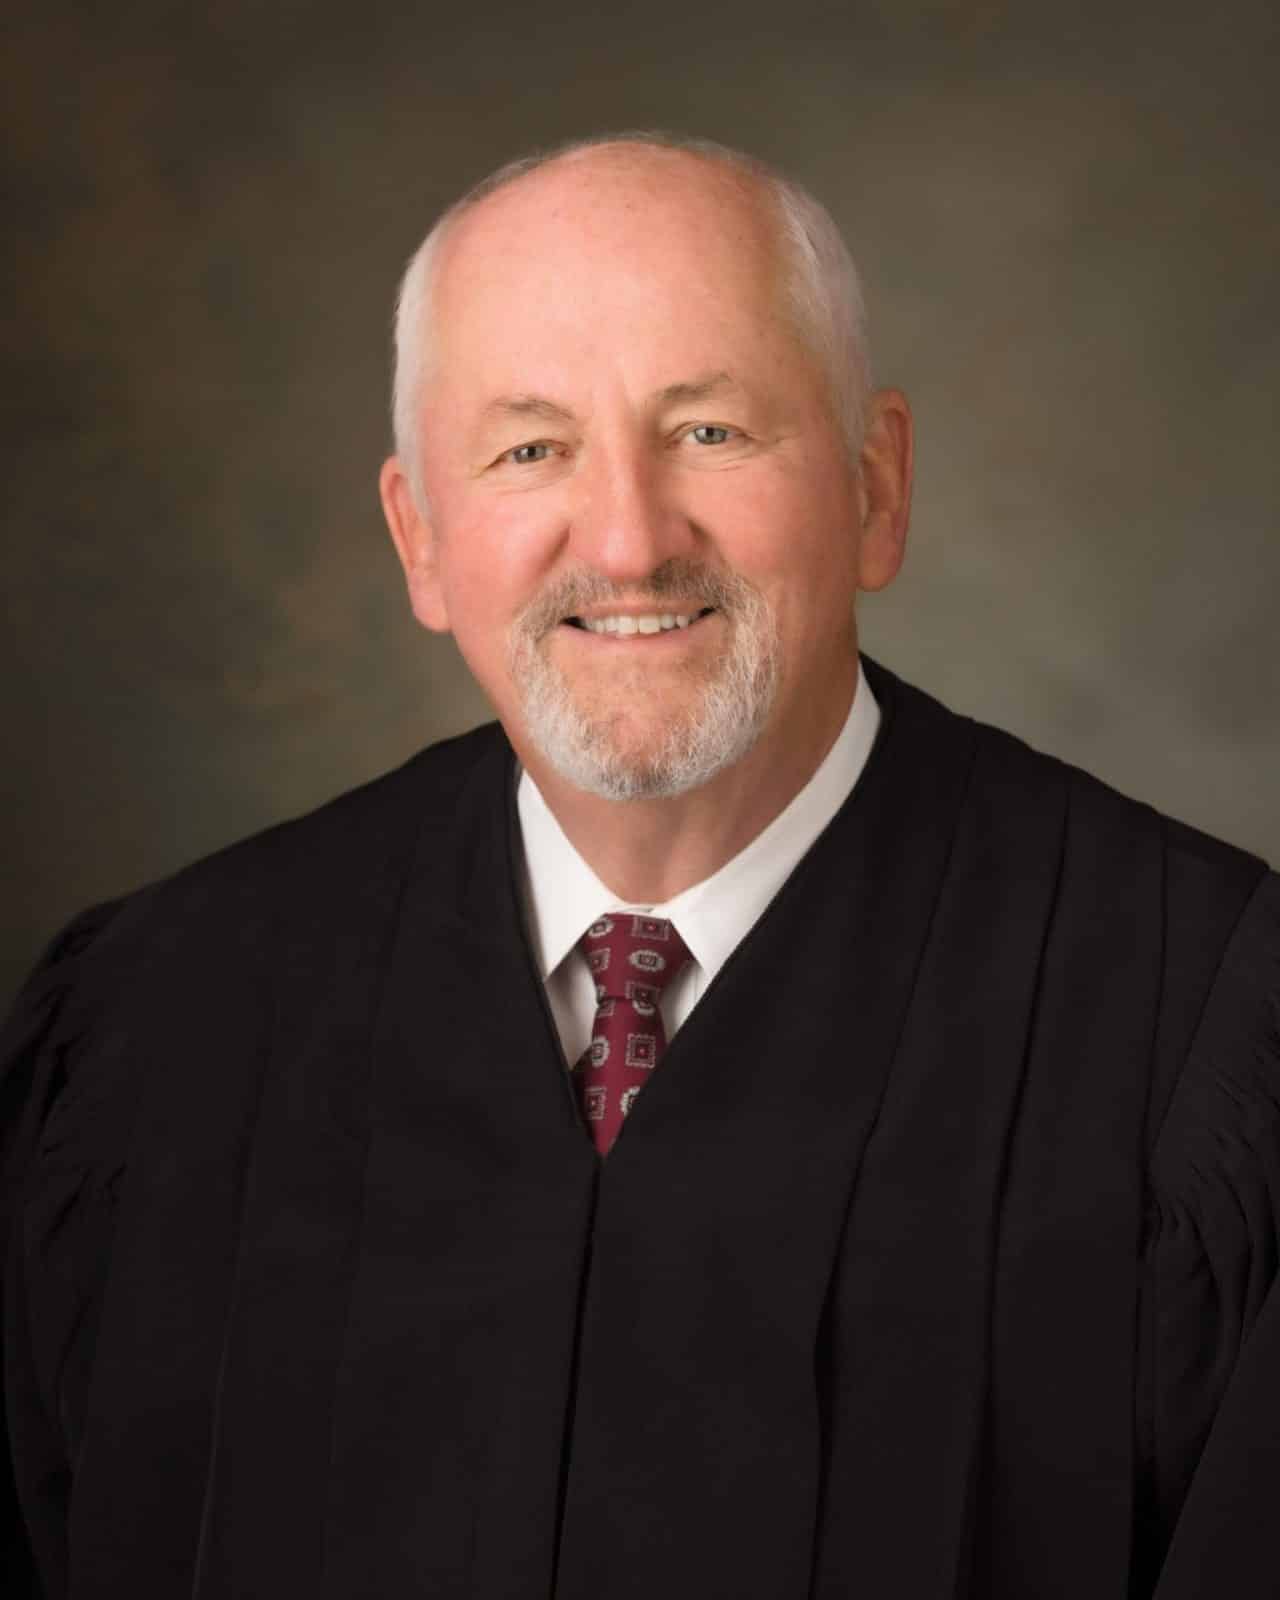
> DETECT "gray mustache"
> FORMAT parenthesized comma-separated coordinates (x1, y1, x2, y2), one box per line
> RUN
(517, 560, 754, 640)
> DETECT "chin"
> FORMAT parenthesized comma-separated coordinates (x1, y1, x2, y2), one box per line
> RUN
(524, 695, 773, 803)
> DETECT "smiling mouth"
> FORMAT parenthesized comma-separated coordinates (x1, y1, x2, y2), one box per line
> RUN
(563, 607, 717, 636)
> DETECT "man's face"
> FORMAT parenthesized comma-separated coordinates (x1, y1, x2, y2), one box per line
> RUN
(386, 149, 883, 800)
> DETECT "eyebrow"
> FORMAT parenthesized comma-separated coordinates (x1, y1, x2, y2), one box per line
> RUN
(478, 370, 744, 427)
(654, 369, 740, 406)
(480, 393, 577, 425)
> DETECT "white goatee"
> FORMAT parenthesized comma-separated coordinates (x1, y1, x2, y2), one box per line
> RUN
(507, 560, 781, 801)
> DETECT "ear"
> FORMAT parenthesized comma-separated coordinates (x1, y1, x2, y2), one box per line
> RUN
(379, 455, 451, 632)
(854, 388, 914, 593)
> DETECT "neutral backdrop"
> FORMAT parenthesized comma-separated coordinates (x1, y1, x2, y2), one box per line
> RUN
(4, 0, 1277, 1002)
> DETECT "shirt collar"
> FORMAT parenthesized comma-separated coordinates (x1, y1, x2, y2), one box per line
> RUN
(517, 658, 881, 985)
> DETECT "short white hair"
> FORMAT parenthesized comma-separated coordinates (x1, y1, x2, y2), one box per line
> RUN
(390, 130, 873, 502)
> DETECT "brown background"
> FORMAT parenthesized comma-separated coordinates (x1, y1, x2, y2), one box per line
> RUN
(4, 0, 1277, 1002)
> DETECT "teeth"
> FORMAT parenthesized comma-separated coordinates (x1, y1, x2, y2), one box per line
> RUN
(580, 612, 698, 635)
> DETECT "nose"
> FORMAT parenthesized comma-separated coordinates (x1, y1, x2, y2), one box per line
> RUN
(566, 440, 697, 585)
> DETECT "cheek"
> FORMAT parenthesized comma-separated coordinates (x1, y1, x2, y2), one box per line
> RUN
(434, 501, 563, 639)
(697, 465, 857, 595)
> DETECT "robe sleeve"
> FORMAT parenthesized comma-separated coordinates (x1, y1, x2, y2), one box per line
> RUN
(1, 900, 131, 1599)
(1145, 868, 1280, 1599)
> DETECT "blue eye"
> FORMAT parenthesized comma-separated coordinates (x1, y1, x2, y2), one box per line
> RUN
(690, 425, 732, 445)
(508, 442, 552, 465)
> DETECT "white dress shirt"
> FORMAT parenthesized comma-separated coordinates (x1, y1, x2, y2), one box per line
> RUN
(517, 659, 881, 1067)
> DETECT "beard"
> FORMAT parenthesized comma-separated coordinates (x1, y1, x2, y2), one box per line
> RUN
(507, 559, 781, 801)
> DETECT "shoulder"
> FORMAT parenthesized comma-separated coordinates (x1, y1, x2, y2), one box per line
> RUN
(39, 720, 510, 971)
(2, 722, 512, 1133)
(886, 664, 1276, 1203)
(869, 653, 1268, 896)
(148, 716, 508, 906)
(868, 658, 1270, 1080)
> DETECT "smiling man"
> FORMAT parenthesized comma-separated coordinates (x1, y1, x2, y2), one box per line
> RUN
(3, 134, 1279, 1600)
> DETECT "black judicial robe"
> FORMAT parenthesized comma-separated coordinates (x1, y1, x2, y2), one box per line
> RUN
(3, 658, 1279, 1599)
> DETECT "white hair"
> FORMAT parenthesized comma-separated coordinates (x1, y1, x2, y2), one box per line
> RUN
(389, 130, 873, 503)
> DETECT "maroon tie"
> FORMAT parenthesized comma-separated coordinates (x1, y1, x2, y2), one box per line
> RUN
(574, 913, 692, 1156)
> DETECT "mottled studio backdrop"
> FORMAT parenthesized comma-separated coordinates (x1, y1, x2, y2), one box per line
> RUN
(4, 0, 1277, 1001)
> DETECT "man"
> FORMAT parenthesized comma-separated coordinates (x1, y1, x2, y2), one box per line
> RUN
(2, 133, 1277, 1599)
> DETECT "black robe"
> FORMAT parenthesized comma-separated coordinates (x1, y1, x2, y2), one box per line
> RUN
(3, 658, 1278, 1599)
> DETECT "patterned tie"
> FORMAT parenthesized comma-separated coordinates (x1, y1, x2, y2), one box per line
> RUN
(575, 913, 692, 1156)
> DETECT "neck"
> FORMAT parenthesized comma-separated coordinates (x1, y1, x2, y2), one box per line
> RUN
(521, 655, 860, 904)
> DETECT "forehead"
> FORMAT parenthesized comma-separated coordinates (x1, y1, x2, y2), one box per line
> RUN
(425, 149, 802, 394)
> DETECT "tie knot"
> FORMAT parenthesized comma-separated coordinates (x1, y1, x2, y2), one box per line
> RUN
(578, 912, 691, 1005)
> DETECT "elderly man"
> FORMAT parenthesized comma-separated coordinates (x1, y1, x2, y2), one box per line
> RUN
(3, 133, 1277, 1600)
